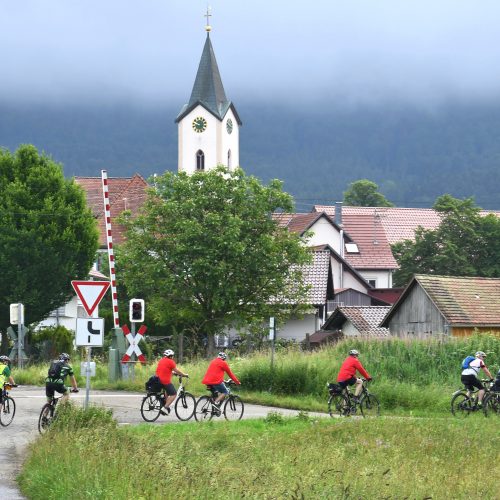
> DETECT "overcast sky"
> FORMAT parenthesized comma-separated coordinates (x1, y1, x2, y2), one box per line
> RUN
(1, 1, 500, 107)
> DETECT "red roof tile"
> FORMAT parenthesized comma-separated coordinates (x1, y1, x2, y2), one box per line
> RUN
(313, 205, 500, 245)
(341, 213, 397, 270)
(75, 174, 149, 246)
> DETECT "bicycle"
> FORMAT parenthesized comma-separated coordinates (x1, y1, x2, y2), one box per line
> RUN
(450, 379, 493, 417)
(483, 388, 500, 417)
(194, 380, 244, 421)
(0, 383, 17, 427)
(38, 388, 79, 434)
(140, 375, 196, 422)
(327, 378, 380, 418)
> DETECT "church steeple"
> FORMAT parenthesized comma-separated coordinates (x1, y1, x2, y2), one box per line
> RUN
(176, 13, 241, 174)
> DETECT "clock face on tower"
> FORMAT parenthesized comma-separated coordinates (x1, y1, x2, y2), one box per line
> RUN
(226, 118, 233, 134)
(192, 116, 207, 133)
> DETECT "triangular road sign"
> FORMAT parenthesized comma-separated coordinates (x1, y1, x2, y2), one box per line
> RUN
(71, 280, 111, 316)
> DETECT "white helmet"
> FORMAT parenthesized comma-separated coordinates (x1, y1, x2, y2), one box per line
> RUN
(475, 351, 486, 358)
(349, 349, 359, 356)
(218, 352, 227, 360)
(163, 349, 174, 357)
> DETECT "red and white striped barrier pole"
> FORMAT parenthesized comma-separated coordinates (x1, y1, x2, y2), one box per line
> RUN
(101, 170, 120, 328)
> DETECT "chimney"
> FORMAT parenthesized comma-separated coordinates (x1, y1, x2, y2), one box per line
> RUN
(335, 201, 343, 226)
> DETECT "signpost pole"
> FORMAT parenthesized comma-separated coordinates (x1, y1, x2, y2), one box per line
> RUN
(85, 346, 91, 410)
(269, 317, 276, 392)
(17, 307, 22, 370)
(130, 323, 136, 382)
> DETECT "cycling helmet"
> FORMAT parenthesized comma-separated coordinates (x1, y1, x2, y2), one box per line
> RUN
(218, 352, 227, 360)
(349, 349, 360, 356)
(59, 353, 70, 362)
(163, 349, 174, 357)
(475, 351, 486, 358)
(0, 355, 10, 364)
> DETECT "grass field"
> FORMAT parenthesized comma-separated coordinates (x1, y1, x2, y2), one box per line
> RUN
(14, 335, 500, 415)
(18, 405, 500, 499)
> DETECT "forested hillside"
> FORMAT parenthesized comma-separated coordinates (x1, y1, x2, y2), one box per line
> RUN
(2, 100, 500, 209)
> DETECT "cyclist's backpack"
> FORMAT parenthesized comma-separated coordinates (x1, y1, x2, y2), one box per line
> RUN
(461, 355, 475, 369)
(48, 360, 63, 379)
(145, 375, 162, 394)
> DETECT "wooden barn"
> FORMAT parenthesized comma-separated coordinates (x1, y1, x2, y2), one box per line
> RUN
(381, 275, 500, 338)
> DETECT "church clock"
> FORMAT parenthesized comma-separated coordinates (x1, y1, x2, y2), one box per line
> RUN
(192, 116, 207, 133)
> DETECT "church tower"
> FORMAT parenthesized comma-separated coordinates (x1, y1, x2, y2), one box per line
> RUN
(176, 16, 241, 174)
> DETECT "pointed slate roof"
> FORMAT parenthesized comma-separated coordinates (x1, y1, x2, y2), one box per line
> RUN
(176, 34, 241, 124)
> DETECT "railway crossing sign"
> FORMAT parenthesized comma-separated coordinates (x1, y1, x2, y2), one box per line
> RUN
(71, 280, 110, 316)
(121, 324, 147, 364)
(76, 318, 105, 346)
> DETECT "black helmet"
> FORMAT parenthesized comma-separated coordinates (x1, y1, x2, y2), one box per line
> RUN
(59, 353, 70, 362)
(0, 355, 10, 364)
(218, 352, 227, 360)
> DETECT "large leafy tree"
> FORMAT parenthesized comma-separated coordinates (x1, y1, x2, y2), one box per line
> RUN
(119, 166, 310, 352)
(343, 179, 394, 207)
(0, 145, 99, 352)
(392, 194, 500, 286)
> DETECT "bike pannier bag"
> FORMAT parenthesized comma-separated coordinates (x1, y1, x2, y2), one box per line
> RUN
(328, 383, 342, 395)
(145, 375, 162, 393)
(461, 355, 475, 369)
(48, 361, 63, 379)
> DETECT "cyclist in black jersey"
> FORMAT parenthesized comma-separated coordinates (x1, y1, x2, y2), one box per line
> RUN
(45, 353, 78, 403)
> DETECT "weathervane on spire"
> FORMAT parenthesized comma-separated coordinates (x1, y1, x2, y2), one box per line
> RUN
(205, 5, 212, 33)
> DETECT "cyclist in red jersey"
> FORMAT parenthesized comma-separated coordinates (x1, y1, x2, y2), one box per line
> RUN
(336, 349, 372, 402)
(155, 349, 189, 415)
(202, 352, 241, 407)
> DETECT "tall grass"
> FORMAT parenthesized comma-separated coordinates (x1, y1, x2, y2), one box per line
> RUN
(18, 405, 500, 499)
(13, 334, 499, 413)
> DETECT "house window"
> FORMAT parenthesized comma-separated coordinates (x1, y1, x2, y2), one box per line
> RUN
(366, 279, 377, 287)
(345, 243, 359, 253)
(227, 149, 232, 168)
(196, 150, 205, 171)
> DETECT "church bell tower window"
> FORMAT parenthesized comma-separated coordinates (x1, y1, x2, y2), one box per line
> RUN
(196, 150, 205, 171)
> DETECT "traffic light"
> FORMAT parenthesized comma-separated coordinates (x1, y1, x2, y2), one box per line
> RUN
(129, 299, 145, 323)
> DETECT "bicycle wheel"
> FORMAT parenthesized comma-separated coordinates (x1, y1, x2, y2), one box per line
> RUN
(224, 395, 244, 421)
(174, 391, 196, 421)
(0, 396, 16, 427)
(359, 394, 380, 417)
(38, 403, 54, 434)
(194, 396, 214, 421)
(328, 393, 350, 417)
(483, 393, 500, 417)
(140, 394, 162, 422)
(451, 392, 473, 417)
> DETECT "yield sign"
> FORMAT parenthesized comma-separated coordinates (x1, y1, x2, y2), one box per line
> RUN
(71, 280, 111, 316)
(121, 324, 147, 364)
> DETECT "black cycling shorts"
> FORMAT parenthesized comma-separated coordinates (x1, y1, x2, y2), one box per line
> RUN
(338, 377, 357, 388)
(461, 374, 484, 391)
(162, 383, 177, 396)
(46, 382, 68, 398)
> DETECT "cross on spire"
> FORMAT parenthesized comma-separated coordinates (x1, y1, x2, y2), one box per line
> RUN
(205, 6, 212, 32)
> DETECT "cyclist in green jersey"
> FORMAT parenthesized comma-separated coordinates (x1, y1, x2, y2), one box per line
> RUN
(45, 353, 78, 403)
(0, 356, 16, 386)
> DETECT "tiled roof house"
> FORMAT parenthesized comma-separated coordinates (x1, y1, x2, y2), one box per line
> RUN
(313, 205, 500, 245)
(381, 274, 500, 337)
(75, 174, 149, 247)
(323, 306, 391, 337)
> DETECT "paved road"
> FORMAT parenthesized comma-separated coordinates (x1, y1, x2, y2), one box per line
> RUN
(1, 386, 327, 499)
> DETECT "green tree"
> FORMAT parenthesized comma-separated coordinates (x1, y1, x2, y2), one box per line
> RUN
(0, 145, 99, 352)
(119, 166, 311, 354)
(392, 194, 500, 286)
(343, 179, 394, 207)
